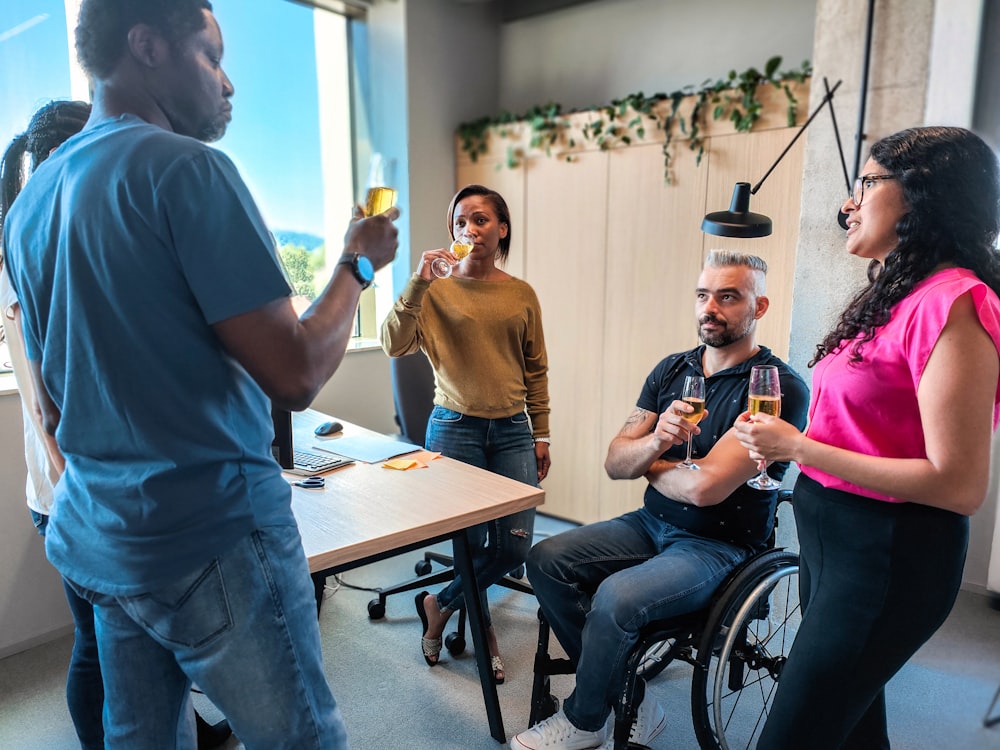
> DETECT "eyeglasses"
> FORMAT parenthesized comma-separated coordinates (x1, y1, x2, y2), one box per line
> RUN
(851, 174, 898, 206)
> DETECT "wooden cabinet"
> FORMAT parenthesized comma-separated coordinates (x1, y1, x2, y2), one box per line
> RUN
(457, 84, 807, 524)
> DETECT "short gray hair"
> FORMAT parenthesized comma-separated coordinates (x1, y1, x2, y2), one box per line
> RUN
(704, 249, 768, 296)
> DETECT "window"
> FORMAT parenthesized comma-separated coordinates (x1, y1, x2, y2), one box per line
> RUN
(0, 0, 377, 340)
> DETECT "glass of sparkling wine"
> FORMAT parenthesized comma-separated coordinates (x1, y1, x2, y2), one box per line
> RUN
(364, 186, 397, 217)
(431, 234, 474, 279)
(746, 365, 783, 490)
(677, 375, 706, 470)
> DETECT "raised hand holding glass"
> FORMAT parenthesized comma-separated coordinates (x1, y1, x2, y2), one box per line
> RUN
(431, 234, 474, 279)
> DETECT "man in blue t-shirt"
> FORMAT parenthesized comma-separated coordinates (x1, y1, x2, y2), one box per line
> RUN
(2, 1, 398, 748)
(511, 250, 809, 750)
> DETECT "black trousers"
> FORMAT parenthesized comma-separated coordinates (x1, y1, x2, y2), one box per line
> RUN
(757, 473, 969, 750)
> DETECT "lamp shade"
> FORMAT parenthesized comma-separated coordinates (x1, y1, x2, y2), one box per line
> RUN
(701, 182, 773, 238)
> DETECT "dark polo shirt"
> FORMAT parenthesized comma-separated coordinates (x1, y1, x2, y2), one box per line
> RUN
(637, 345, 809, 549)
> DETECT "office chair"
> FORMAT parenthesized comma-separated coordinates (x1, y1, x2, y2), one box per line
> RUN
(367, 349, 533, 655)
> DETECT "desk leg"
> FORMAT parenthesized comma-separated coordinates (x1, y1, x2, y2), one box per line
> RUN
(453, 530, 506, 743)
(311, 572, 326, 617)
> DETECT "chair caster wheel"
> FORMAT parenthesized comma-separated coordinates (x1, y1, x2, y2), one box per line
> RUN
(445, 632, 466, 655)
(415, 560, 432, 575)
(368, 598, 385, 620)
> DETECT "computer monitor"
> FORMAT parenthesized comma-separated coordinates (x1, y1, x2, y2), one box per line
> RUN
(271, 406, 295, 470)
(271, 406, 353, 475)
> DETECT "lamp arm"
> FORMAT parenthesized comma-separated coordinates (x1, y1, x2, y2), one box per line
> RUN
(750, 79, 842, 195)
(823, 77, 853, 196)
(852, 0, 877, 182)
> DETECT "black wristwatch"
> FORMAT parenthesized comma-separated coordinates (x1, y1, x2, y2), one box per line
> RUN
(339, 253, 375, 290)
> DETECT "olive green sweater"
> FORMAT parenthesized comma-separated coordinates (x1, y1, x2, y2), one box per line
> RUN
(380, 274, 550, 439)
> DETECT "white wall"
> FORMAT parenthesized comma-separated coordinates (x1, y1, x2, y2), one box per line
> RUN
(498, 0, 816, 114)
(0, 387, 73, 658)
(311, 347, 396, 434)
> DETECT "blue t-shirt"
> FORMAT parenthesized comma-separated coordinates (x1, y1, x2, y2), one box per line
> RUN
(4, 115, 293, 595)
(636, 345, 809, 549)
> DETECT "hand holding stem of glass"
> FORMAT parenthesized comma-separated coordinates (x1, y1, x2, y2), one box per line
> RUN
(677, 375, 705, 470)
(364, 186, 397, 217)
(746, 365, 783, 490)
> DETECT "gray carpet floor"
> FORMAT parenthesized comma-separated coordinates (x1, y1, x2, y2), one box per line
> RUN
(2, 514, 1000, 749)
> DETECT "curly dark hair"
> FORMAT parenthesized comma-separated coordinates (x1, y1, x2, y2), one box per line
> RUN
(1, 100, 91, 245)
(75, 0, 212, 79)
(812, 126, 1000, 366)
(446, 184, 513, 264)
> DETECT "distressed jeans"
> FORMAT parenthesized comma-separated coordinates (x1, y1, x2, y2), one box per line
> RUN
(66, 524, 346, 749)
(527, 507, 751, 731)
(425, 406, 538, 622)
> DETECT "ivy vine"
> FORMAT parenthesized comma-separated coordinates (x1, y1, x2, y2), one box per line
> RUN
(456, 56, 812, 182)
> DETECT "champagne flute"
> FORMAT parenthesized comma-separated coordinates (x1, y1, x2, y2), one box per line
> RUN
(431, 233, 474, 279)
(364, 186, 397, 217)
(677, 375, 706, 470)
(746, 365, 783, 490)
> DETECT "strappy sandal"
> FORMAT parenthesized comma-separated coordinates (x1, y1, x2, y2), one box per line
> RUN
(491, 655, 505, 684)
(415, 591, 441, 666)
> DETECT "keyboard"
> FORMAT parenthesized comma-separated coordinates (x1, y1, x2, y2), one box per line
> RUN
(291, 449, 354, 475)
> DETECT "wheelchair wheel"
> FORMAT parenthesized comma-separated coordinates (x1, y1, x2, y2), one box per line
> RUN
(691, 550, 800, 750)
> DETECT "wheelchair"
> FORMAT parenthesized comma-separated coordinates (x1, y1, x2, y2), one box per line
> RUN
(528, 491, 801, 750)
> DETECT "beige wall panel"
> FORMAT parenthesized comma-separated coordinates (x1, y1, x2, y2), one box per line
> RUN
(455, 158, 528, 279)
(523, 152, 609, 522)
(598, 142, 709, 520)
(698, 128, 805, 362)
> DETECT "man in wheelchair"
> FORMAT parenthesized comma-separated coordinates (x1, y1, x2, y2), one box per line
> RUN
(510, 250, 809, 750)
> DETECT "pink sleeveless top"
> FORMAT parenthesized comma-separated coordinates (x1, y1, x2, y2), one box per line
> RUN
(801, 267, 1000, 503)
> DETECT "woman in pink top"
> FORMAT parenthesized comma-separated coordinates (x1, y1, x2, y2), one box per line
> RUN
(735, 126, 1000, 749)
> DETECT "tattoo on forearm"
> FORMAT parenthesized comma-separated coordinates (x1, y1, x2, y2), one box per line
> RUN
(620, 408, 651, 436)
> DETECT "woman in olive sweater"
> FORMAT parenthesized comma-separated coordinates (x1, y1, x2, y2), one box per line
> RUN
(381, 184, 550, 684)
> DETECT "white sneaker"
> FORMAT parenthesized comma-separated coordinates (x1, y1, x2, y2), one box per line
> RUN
(510, 710, 607, 750)
(598, 692, 666, 749)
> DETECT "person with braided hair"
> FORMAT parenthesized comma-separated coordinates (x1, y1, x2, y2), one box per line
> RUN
(1, 99, 105, 750)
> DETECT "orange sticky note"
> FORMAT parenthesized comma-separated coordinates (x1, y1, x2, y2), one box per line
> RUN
(383, 458, 422, 470)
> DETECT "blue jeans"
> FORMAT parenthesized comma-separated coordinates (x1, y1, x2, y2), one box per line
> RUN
(65, 524, 346, 750)
(425, 406, 538, 623)
(526, 507, 751, 731)
(31, 510, 105, 750)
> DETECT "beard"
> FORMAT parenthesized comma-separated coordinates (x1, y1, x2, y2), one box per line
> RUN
(698, 312, 754, 348)
(196, 114, 229, 143)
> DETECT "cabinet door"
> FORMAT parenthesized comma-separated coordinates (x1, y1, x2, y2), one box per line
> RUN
(522, 151, 609, 523)
(598, 142, 709, 519)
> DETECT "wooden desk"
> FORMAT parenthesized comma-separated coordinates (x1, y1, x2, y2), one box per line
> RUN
(288, 410, 544, 743)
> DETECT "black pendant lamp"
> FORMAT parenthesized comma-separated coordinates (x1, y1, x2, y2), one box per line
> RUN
(701, 182, 773, 238)
(701, 78, 848, 239)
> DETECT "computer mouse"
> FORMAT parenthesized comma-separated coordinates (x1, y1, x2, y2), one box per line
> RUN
(314, 420, 344, 437)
